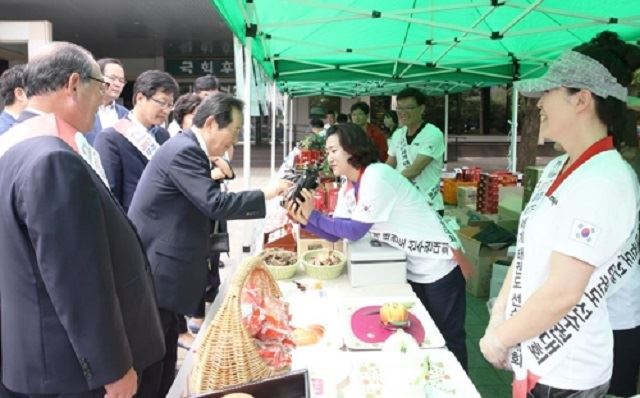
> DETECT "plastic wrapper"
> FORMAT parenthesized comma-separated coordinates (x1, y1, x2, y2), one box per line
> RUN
(241, 286, 295, 370)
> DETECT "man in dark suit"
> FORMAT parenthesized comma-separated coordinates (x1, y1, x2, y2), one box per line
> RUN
(94, 70, 178, 212)
(0, 42, 164, 397)
(84, 58, 129, 145)
(0, 65, 27, 135)
(128, 92, 289, 397)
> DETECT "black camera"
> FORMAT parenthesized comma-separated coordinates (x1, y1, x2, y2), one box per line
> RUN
(283, 167, 319, 209)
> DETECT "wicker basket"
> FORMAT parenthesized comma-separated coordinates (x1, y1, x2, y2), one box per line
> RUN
(189, 256, 286, 394)
(260, 249, 299, 280)
(302, 249, 346, 280)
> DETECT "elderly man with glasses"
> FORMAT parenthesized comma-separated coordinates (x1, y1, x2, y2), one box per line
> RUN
(85, 58, 129, 145)
(0, 41, 164, 398)
(94, 69, 178, 212)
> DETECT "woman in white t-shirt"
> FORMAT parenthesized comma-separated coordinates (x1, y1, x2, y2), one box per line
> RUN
(286, 122, 469, 369)
(480, 32, 640, 398)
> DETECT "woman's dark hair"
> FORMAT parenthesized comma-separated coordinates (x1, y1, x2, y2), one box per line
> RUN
(325, 123, 379, 169)
(382, 110, 399, 138)
(384, 110, 398, 126)
(173, 93, 202, 128)
(570, 31, 640, 148)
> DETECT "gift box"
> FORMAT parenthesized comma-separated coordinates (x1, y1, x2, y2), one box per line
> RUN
(346, 237, 406, 287)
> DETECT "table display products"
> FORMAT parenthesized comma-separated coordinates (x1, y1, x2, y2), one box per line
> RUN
(190, 257, 294, 393)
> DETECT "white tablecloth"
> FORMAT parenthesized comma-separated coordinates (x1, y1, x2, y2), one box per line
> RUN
(169, 269, 479, 397)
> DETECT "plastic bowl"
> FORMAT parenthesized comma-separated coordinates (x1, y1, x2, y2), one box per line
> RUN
(302, 249, 346, 280)
(260, 249, 299, 280)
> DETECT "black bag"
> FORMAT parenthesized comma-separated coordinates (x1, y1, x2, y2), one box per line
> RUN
(209, 220, 230, 253)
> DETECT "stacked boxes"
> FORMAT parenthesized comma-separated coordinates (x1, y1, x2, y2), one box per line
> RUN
(457, 186, 478, 208)
(476, 173, 500, 214)
(443, 179, 477, 206)
(442, 178, 459, 205)
(476, 172, 518, 214)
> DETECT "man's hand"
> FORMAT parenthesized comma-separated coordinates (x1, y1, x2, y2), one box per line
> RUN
(262, 179, 291, 200)
(210, 157, 234, 179)
(211, 167, 227, 181)
(104, 367, 137, 398)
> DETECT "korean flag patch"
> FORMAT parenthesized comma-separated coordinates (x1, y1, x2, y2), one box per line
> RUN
(570, 220, 599, 247)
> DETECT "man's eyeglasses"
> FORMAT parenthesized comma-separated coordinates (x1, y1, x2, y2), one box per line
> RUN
(396, 105, 419, 112)
(104, 75, 127, 85)
(86, 76, 110, 93)
(149, 97, 174, 110)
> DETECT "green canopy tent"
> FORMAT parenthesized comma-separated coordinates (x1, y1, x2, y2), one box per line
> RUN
(211, 0, 640, 178)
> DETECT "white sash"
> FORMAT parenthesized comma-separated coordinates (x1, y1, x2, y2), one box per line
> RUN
(113, 119, 160, 161)
(333, 175, 457, 260)
(506, 156, 640, 393)
(397, 130, 440, 204)
(0, 113, 110, 189)
(74, 132, 110, 187)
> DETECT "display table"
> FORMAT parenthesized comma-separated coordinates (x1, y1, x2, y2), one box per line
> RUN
(169, 267, 479, 397)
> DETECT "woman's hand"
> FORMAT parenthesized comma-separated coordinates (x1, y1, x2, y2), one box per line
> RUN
(487, 298, 506, 331)
(285, 200, 308, 225)
(479, 329, 509, 369)
(296, 188, 315, 220)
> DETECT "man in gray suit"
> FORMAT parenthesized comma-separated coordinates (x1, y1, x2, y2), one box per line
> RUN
(0, 42, 164, 398)
(129, 93, 288, 397)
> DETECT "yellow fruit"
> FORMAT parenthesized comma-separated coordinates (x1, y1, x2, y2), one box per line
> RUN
(380, 303, 409, 325)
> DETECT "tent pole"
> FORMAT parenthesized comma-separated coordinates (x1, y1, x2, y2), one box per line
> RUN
(289, 98, 294, 153)
(283, 93, 289, 159)
(242, 37, 253, 190)
(510, 87, 519, 173)
(270, 83, 276, 178)
(444, 93, 449, 170)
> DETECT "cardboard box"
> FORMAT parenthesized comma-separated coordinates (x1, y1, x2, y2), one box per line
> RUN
(297, 238, 344, 257)
(457, 186, 477, 208)
(346, 238, 407, 287)
(443, 179, 476, 205)
(496, 219, 519, 234)
(498, 186, 523, 220)
(447, 205, 482, 227)
(457, 226, 510, 298)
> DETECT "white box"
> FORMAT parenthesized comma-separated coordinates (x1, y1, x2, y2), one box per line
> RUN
(346, 237, 407, 287)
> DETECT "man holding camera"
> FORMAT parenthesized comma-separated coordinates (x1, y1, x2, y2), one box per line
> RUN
(128, 92, 289, 397)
